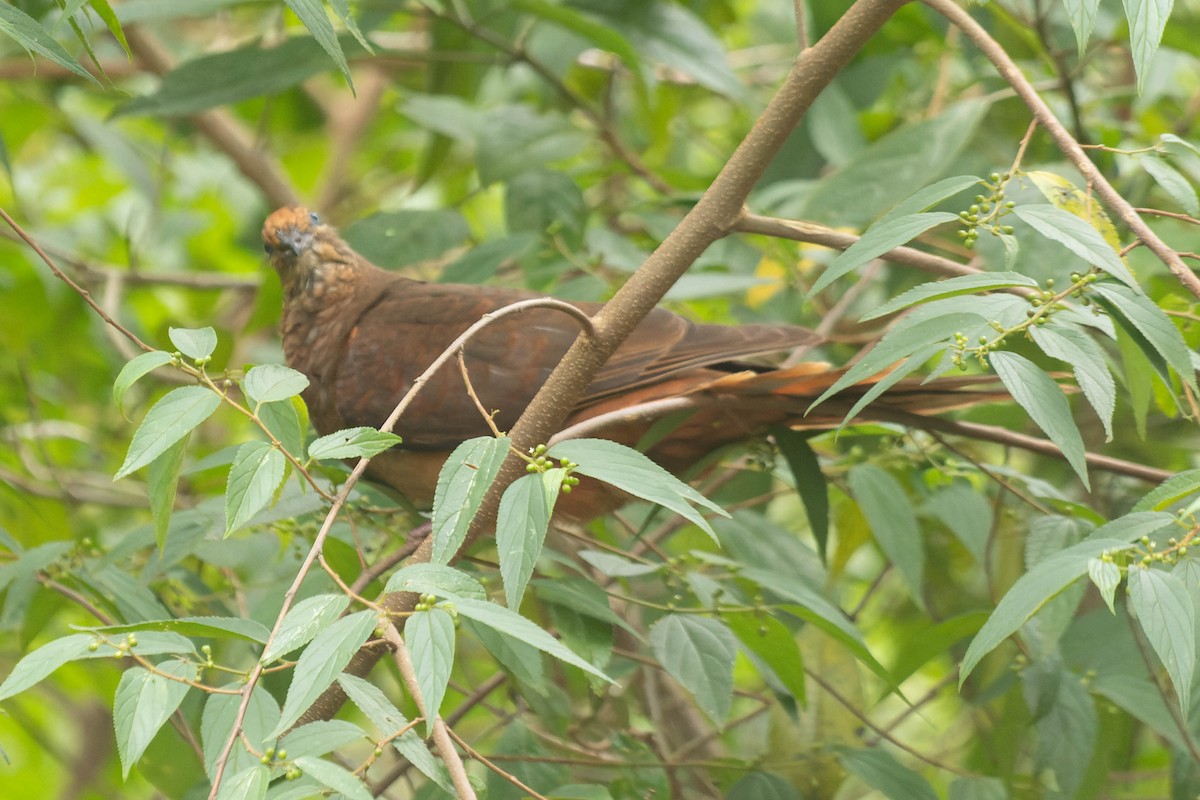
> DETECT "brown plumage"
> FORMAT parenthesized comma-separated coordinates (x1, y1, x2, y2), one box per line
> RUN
(263, 207, 994, 519)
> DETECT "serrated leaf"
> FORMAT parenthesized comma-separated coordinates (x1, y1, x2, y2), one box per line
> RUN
(244, 364, 309, 405)
(259, 397, 305, 459)
(284, 0, 353, 91)
(201, 685, 280, 782)
(497, 470, 562, 609)
(1030, 323, 1116, 441)
(269, 610, 379, 738)
(1128, 567, 1194, 715)
(113, 350, 173, 408)
(959, 512, 1173, 683)
(1092, 283, 1197, 393)
(114, 660, 194, 777)
(1026, 171, 1124, 252)
(217, 765, 269, 800)
(431, 436, 511, 564)
(148, 435, 187, 550)
(262, 594, 350, 664)
(726, 612, 806, 705)
(307, 427, 402, 460)
(225, 441, 287, 535)
(812, 212, 959, 295)
(0, 3, 98, 84)
(83, 616, 269, 644)
(772, 428, 830, 562)
(549, 439, 726, 542)
(1012, 205, 1139, 290)
(383, 563, 487, 599)
(576, 553, 663, 583)
(116, 386, 221, 479)
(649, 615, 737, 724)
(809, 312, 986, 410)
(279, 720, 367, 761)
(1122, 0, 1172, 94)
(448, 596, 611, 682)
(1062, 0, 1102, 53)
(989, 351, 1090, 489)
(1087, 558, 1121, 613)
(848, 464, 925, 607)
(1139, 155, 1200, 216)
(1132, 468, 1200, 512)
(406, 608, 456, 736)
(838, 746, 938, 800)
(293, 756, 372, 800)
(168, 326, 218, 360)
(336, 674, 453, 792)
(862, 272, 1038, 322)
(532, 577, 638, 637)
(0, 634, 104, 701)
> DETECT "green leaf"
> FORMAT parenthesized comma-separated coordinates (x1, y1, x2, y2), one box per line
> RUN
(1012, 205, 1139, 290)
(476, 105, 587, 185)
(283, 0, 353, 91)
(441, 234, 538, 285)
(924, 483, 992, 564)
(1030, 323, 1116, 441)
(959, 512, 1172, 683)
(269, 610, 380, 738)
(1115, 323, 1153, 438)
(497, 470, 562, 609)
(431, 436, 511, 565)
(243, 364, 309, 406)
(259, 397, 306, 459)
(809, 312, 986, 410)
(1127, 567, 1195, 715)
(649, 615, 737, 725)
(343, 209, 470, 269)
(201, 685, 280, 782)
(812, 212, 959, 295)
(307, 427, 402, 460)
(114, 660, 194, 778)
(278, 720, 367, 761)
(838, 746, 939, 800)
(113, 350, 173, 408)
(988, 351, 1090, 489)
(1062, 0, 1102, 54)
(884, 613, 988, 697)
(880, 174, 986, 222)
(771, 429, 830, 562)
(84, 0, 130, 56)
(336, 674, 453, 792)
(862, 272, 1039, 321)
(168, 327, 217, 360)
(448, 597, 612, 682)
(0, 633, 197, 701)
(261, 594, 350, 664)
(726, 612, 806, 705)
(465, 619, 546, 692)
(506, 169, 587, 248)
(949, 776, 1008, 800)
(576, 550, 662, 577)
(216, 765, 269, 800)
(82, 616, 270, 644)
(327, 0, 373, 54)
(225, 441, 287, 535)
(117, 37, 358, 117)
(1092, 283, 1198, 393)
(532, 577, 638, 637)
(292, 756, 372, 800)
(406, 608, 456, 736)
(1122, 0, 1171, 93)
(383, 563, 487, 599)
(1087, 558, 1121, 613)
(1131, 468, 1200, 512)
(115, 386, 222, 479)
(726, 772, 803, 800)
(572, 0, 740, 97)
(0, 3, 98, 84)
(549, 439, 727, 542)
(512, 0, 642, 77)
(848, 465, 925, 607)
(148, 436, 187, 550)
(1139, 156, 1200, 216)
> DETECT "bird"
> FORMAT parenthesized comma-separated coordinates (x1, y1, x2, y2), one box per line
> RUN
(262, 207, 994, 521)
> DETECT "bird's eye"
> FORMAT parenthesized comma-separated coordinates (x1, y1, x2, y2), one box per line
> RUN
(263, 242, 275, 254)
(308, 211, 320, 225)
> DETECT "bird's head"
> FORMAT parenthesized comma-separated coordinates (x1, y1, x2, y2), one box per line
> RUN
(262, 207, 359, 299)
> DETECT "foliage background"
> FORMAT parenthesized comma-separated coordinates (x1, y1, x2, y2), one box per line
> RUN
(1, 0, 1200, 798)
